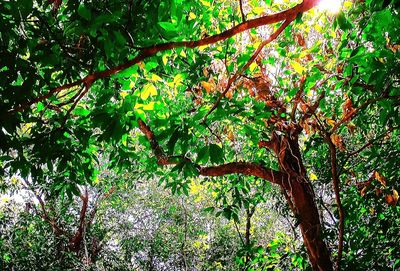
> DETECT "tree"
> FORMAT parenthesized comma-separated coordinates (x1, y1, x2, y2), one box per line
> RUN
(0, 176, 114, 270)
(1, 172, 303, 270)
(0, 0, 399, 270)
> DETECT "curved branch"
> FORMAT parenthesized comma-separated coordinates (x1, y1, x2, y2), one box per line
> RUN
(22, 179, 68, 237)
(11, 0, 319, 113)
(338, 127, 396, 176)
(137, 118, 287, 186)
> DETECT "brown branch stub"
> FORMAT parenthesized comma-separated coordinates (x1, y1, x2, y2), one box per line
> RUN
(137, 119, 172, 165)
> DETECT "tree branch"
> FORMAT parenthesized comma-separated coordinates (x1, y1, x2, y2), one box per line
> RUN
(199, 162, 285, 186)
(234, 220, 246, 246)
(22, 179, 68, 237)
(331, 95, 399, 133)
(338, 127, 396, 176)
(69, 188, 89, 252)
(347, 127, 395, 157)
(327, 138, 344, 271)
(78, 188, 89, 233)
(137, 118, 288, 186)
(87, 186, 116, 227)
(11, 79, 85, 113)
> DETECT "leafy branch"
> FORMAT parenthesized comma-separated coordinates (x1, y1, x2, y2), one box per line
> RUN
(10, 0, 319, 114)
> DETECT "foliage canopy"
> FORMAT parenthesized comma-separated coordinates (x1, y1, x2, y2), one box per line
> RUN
(0, 0, 399, 270)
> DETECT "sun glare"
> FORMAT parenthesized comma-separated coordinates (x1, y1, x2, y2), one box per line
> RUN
(318, 0, 342, 14)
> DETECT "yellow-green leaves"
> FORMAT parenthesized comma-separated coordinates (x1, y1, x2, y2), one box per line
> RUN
(135, 101, 159, 111)
(189, 12, 196, 20)
(290, 61, 306, 74)
(249, 62, 258, 72)
(141, 83, 157, 100)
(310, 173, 318, 181)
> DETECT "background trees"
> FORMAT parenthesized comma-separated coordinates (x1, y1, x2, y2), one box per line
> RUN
(0, 0, 399, 270)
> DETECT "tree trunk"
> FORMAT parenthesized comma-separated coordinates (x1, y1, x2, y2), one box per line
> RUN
(268, 132, 333, 271)
(288, 180, 332, 271)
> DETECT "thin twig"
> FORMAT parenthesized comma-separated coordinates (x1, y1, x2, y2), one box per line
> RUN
(327, 138, 344, 271)
(239, 0, 246, 22)
(338, 127, 396, 175)
(234, 220, 246, 246)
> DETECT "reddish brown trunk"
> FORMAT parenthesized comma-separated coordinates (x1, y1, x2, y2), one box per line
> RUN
(289, 180, 333, 271)
(270, 132, 333, 271)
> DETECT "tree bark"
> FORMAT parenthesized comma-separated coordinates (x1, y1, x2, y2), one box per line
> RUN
(268, 132, 333, 271)
(288, 180, 332, 271)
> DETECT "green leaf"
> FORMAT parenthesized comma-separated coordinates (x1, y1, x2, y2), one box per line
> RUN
(209, 144, 223, 164)
(336, 12, 351, 31)
(196, 146, 209, 163)
(183, 162, 199, 177)
(37, 102, 45, 112)
(74, 107, 90, 116)
(78, 4, 92, 21)
(113, 31, 126, 46)
(158, 22, 178, 32)
(203, 206, 215, 213)
(222, 208, 232, 220)
(17, 0, 33, 18)
(295, 12, 303, 24)
(171, 161, 185, 173)
(144, 61, 158, 72)
(167, 127, 181, 154)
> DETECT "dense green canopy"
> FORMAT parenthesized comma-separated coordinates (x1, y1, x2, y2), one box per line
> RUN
(1, 0, 399, 270)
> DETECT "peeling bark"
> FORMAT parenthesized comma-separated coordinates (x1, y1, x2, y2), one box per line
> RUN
(266, 132, 333, 271)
